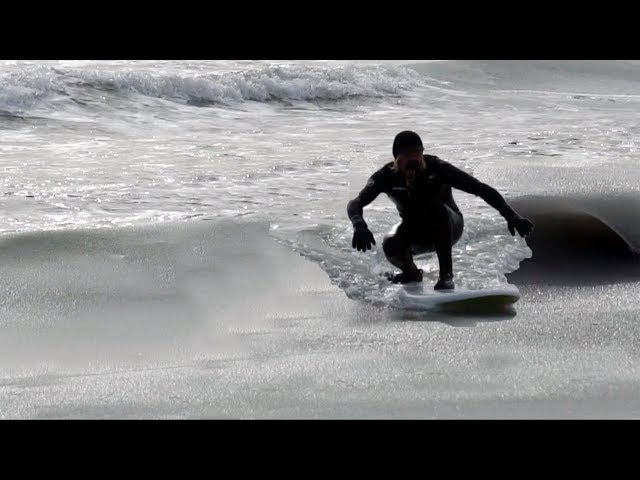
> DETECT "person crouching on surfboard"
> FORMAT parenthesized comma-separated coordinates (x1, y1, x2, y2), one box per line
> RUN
(347, 131, 534, 290)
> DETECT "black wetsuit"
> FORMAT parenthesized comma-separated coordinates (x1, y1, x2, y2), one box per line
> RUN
(347, 154, 518, 278)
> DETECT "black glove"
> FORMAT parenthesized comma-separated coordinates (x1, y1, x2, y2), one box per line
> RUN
(507, 215, 534, 238)
(352, 223, 376, 252)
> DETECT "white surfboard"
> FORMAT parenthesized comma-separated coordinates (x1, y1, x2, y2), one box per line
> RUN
(398, 283, 520, 311)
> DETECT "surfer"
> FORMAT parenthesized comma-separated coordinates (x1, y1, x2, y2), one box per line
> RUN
(347, 131, 534, 290)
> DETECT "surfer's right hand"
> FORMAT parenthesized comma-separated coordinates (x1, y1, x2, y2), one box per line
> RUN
(508, 215, 534, 238)
(352, 223, 376, 252)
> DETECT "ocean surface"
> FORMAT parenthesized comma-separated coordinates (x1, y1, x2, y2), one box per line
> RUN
(1, 60, 639, 418)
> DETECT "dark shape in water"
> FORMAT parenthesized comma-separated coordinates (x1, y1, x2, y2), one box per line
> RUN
(506, 195, 640, 286)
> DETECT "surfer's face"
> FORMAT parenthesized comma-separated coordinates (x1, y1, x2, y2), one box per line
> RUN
(396, 149, 424, 172)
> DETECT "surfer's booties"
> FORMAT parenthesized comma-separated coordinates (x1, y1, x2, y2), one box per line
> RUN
(387, 268, 423, 284)
(434, 273, 455, 291)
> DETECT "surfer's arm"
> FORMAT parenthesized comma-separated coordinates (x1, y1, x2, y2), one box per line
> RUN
(438, 161, 519, 221)
(347, 168, 387, 228)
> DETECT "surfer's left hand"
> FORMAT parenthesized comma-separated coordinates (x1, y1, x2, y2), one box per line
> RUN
(508, 215, 534, 237)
